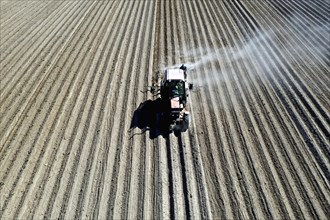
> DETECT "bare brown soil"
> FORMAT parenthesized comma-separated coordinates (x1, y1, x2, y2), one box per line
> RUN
(1, 1, 329, 219)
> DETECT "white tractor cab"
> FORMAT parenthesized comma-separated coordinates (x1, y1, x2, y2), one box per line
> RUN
(160, 65, 193, 132)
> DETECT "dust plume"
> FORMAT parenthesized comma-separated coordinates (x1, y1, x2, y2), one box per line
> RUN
(164, 14, 329, 88)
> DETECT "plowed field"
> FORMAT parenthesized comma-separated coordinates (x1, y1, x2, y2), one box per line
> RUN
(1, 1, 329, 219)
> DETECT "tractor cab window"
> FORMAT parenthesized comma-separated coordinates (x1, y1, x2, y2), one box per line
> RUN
(170, 81, 184, 98)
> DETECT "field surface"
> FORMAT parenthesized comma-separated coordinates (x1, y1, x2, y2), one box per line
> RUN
(1, 1, 329, 219)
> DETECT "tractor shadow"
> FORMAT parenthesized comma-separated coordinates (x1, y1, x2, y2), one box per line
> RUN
(129, 98, 171, 139)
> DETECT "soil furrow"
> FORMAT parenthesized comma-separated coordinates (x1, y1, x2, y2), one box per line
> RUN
(176, 134, 192, 220)
(207, 1, 278, 218)
(0, 2, 103, 219)
(1, 1, 328, 219)
(0, 1, 23, 21)
(135, 2, 156, 219)
(290, 0, 329, 25)
(223, 11, 308, 217)
(0, 0, 87, 144)
(18, 2, 110, 218)
(0, 0, 97, 182)
(191, 1, 250, 218)
(217, 3, 308, 218)
(125, 1, 155, 218)
(164, 1, 188, 219)
(284, 0, 329, 38)
(250, 33, 330, 219)
(73, 2, 132, 219)
(0, 0, 92, 188)
(85, 3, 128, 218)
(102, 2, 141, 219)
(26, 2, 124, 217)
(182, 2, 232, 219)
(112, 2, 147, 219)
(251, 0, 326, 201)
(229, 0, 330, 180)
(153, 1, 173, 218)
(184, 1, 241, 219)
(38, 2, 117, 219)
(171, 1, 213, 219)
(0, 1, 48, 39)
(266, 1, 330, 64)
(66, 2, 126, 219)
(0, 1, 58, 48)
(264, 38, 330, 171)
(238, 0, 330, 152)
(0, 0, 77, 104)
(250, 1, 330, 111)
(149, 1, 162, 218)
(174, 2, 208, 219)
(304, 0, 330, 13)
(58, 2, 119, 219)
(218, 2, 294, 218)
(229, 3, 330, 217)
(0, 0, 73, 79)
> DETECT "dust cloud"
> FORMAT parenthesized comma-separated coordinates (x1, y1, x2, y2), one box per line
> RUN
(164, 14, 329, 88)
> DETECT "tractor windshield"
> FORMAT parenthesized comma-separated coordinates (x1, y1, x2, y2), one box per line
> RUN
(170, 81, 184, 98)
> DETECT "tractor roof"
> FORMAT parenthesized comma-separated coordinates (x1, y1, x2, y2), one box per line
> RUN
(164, 69, 185, 81)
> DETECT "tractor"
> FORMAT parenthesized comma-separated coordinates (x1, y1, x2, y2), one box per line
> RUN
(160, 64, 193, 132)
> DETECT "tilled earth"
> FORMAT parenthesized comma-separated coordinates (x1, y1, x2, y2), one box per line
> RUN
(0, 1, 329, 219)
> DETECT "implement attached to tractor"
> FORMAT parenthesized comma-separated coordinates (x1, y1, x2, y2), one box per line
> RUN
(160, 65, 193, 132)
